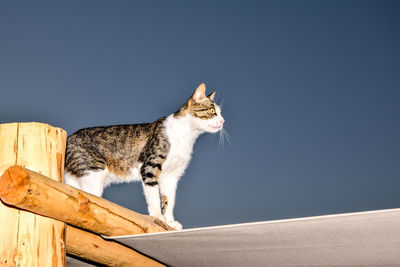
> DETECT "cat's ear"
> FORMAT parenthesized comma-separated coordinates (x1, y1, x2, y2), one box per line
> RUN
(207, 91, 216, 101)
(192, 83, 206, 102)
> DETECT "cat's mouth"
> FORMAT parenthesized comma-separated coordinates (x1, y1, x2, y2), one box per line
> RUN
(209, 123, 223, 130)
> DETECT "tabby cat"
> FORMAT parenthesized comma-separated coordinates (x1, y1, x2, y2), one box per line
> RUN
(64, 83, 225, 230)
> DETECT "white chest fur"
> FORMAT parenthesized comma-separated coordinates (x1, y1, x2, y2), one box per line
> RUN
(161, 114, 201, 179)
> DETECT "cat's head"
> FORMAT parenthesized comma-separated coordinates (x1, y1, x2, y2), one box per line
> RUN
(175, 83, 225, 133)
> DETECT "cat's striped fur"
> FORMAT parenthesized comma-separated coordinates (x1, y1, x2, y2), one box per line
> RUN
(64, 84, 224, 230)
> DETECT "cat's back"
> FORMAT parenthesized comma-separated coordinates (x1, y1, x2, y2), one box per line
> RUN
(68, 123, 152, 146)
(65, 122, 158, 177)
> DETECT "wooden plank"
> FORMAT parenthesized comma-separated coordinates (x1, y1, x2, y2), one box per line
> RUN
(0, 166, 174, 237)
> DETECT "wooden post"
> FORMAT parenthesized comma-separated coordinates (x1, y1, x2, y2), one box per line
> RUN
(0, 122, 66, 267)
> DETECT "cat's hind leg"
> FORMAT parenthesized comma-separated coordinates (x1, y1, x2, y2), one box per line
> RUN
(77, 170, 108, 197)
(64, 171, 82, 190)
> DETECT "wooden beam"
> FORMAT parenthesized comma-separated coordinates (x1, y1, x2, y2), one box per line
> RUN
(0, 165, 174, 237)
(0, 122, 66, 267)
(66, 225, 164, 267)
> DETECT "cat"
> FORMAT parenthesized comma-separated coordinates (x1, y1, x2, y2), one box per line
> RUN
(64, 83, 225, 230)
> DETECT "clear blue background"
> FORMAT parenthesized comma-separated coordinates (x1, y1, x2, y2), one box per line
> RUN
(1, 1, 399, 228)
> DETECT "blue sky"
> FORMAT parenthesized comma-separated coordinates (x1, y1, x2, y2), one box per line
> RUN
(1, 1, 399, 228)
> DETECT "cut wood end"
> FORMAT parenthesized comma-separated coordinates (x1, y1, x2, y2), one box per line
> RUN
(0, 165, 30, 204)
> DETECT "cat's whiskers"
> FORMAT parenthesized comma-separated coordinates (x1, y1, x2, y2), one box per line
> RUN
(223, 128, 231, 145)
(217, 129, 223, 149)
(217, 127, 231, 149)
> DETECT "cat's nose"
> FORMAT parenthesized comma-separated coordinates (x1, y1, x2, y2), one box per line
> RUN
(220, 118, 225, 125)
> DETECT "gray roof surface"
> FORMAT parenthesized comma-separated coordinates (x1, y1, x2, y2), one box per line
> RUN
(68, 208, 400, 266)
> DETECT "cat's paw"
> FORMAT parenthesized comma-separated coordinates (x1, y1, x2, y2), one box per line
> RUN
(167, 220, 183, 230)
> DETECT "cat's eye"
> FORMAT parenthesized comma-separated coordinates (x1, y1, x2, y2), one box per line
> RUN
(210, 108, 215, 114)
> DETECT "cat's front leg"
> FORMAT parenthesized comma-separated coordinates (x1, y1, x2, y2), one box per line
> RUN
(159, 176, 182, 230)
(140, 160, 166, 222)
(141, 182, 165, 222)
